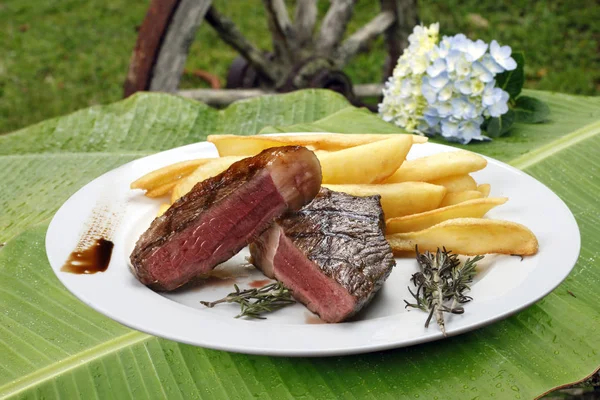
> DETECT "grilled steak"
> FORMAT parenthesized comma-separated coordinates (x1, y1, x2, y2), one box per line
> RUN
(250, 188, 395, 323)
(130, 146, 322, 291)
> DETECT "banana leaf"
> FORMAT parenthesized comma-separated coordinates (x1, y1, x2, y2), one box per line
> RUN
(0, 89, 598, 399)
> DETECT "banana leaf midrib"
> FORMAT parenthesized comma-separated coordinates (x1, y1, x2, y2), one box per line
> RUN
(510, 119, 600, 169)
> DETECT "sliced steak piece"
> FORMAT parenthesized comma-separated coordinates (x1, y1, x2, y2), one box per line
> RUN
(250, 188, 395, 323)
(130, 146, 322, 291)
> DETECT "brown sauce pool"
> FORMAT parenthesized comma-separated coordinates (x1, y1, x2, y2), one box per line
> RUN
(61, 238, 114, 274)
(248, 279, 273, 288)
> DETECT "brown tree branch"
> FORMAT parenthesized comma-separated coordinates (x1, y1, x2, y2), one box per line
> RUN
(205, 6, 279, 84)
(335, 11, 395, 68)
(316, 0, 357, 55)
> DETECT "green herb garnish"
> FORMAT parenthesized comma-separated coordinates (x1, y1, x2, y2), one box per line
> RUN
(405, 247, 483, 336)
(200, 281, 296, 319)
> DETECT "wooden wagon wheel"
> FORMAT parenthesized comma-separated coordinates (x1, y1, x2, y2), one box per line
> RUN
(124, 0, 418, 108)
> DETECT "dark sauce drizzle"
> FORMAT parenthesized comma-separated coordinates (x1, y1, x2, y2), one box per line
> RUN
(61, 238, 114, 274)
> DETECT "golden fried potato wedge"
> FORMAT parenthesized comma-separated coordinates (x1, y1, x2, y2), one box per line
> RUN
(477, 183, 491, 197)
(171, 156, 245, 202)
(208, 136, 289, 157)
(145, 181, 178, 198)
(386, 197, 508, 234)
(385, 151, 487, 183)
(386, 218, 538, 256)
(429, 174, 477, 193)
(323, 182, 446, 218)
(266, 133, 427, 150)
(312, 150, 331, 157)
(319, 136, 413, 184)
(131, 159, 215, 191)
(157, 203, 171, 217)
(208, 133, 426, 156)
(439, 190, 484, 207)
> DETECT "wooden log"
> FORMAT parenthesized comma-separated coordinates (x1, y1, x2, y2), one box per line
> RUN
(316, 0, 357, 55)
(293, 0, 317, 48)
(149, 0, 212, 92)
(335, 11, 395, 68)
(262, 0, 296, 65)
(205, 6, 279, 84)
(380, 0, 419, 78)
(176, 84, 385, 106)
(354, 83, 384, 98)
(177, 88, 273, 106)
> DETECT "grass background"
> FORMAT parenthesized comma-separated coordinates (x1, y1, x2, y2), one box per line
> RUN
(1, 0, 598, 135)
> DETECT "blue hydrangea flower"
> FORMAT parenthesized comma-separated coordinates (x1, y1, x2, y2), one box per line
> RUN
(379, 23, 516, 144)
(465, 39, 488, 61)
(490, 40, 517, 71)
(483, 86, 510, 117)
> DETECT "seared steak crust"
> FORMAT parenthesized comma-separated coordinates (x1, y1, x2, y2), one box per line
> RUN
(250, 188, 395, 322)
(130, 146, 322, 291)
(280, 189, 395, 308)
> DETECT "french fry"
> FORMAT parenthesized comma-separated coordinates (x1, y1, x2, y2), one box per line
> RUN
(429, 174, 477, 193)
(386, 197, 508, 234)
(386, 218, 538, 256)
(319, 136, 413, 184)
(208, 136, 289, 157)
(171, 156, 245, 202)
(145, 181, 178, 198)
(439, 190, 484, 207)
(477, 183, 491, 197)
(157, 203, 171, 217)
(208, 133, 426, 156)
(384, 151, 487, 183)
(130, 159, 216, 191)
(266, 133, 427, 149)
(323, 182, 447, 218)
(312, 150, 331, 157)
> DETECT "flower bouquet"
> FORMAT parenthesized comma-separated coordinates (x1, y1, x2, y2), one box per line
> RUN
(379, 23, 549, 144)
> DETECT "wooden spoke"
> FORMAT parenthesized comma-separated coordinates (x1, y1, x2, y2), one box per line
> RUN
(316, 0, 357, 55)
(293, 0, 317, 49)
(205, 6, 279, 83)
(150, 0, 212, 92)
(262, 0, 296, 65)
(123, 0, 180, 96)
(335, 11, 395, 68)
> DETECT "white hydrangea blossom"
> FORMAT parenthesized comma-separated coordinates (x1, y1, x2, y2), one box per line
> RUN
(379, 24, 517, 144)
(379, 23, 439, 133)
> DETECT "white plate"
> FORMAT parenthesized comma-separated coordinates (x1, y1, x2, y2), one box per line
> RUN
(46, 140, 580, 357)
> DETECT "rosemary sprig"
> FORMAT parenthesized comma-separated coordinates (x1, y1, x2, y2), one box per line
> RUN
(200, 281, 296, 319)
(404, 247, 483, 336)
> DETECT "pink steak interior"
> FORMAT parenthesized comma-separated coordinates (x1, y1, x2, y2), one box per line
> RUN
(145, 171, 286, 290)
(272, 231, 356, 323)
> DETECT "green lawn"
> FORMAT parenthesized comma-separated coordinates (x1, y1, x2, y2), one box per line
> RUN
(1, 0, 598, 135)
